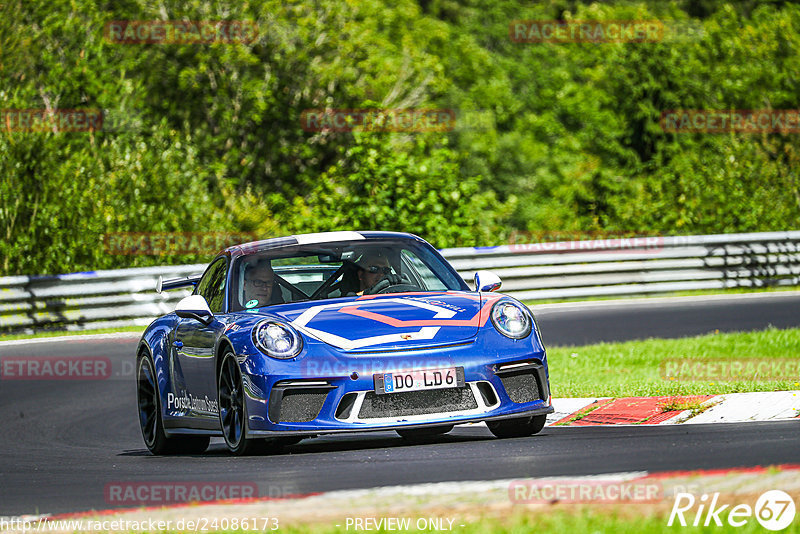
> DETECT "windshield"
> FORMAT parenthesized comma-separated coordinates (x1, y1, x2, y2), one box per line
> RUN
(229, 238, 466, 311)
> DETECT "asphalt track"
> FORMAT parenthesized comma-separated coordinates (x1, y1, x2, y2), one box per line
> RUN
(1, 292, 798, 516)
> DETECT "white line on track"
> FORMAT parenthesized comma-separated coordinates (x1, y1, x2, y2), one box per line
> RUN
(0, 332, 142, 347)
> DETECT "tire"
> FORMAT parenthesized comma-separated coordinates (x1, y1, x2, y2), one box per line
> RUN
(136, 353, 209, 455)
(396, 424, 454, 441)
(487, 415, 547, 439)
(218, 351, 274, 456)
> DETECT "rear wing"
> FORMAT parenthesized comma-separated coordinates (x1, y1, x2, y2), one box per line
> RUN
(156, 274, 202, 293)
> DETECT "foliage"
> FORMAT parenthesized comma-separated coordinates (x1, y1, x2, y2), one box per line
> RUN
(282, 132, 513, 246)
(1, 0, 798, 275)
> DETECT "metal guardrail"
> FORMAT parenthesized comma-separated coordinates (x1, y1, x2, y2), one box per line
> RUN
(1, 231, 799, 333)
(442, 231, 800, 300)
(0, 264, 205, 333)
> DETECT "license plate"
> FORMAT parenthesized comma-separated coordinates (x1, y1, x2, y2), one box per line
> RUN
(374, 367, 465, 395)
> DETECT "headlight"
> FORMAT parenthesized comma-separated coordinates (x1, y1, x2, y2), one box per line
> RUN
(490, 301, 532, 339)
(253, 321, 303, 359)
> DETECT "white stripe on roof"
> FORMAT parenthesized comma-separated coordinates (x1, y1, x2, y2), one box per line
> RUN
(293, 231, 365, 245)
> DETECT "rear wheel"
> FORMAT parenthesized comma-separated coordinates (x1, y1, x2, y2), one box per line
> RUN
(396, 424, 454, 441)
(487, 415, 546, 439)
(218, 351, 274, 456)
(136, 353, 209, 455)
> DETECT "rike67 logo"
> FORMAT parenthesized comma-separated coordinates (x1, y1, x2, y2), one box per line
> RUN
(668, 490, 796, 530)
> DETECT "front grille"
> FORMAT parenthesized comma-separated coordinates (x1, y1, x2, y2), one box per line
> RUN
(499, 371, 541, 403)
(358, 387, 477, 419)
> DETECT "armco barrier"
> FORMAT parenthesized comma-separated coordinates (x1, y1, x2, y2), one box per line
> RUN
(441, 231, 800, 301)
(0, 264, 205, 333)
(1, 231, 798, 333)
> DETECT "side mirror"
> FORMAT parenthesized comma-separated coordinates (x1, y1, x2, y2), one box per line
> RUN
(474, 270, 502, 292)
(175, 295, 214, 325)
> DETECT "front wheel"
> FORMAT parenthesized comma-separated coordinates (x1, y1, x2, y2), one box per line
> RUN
(218, 351, 274, 456)
(487, 415, 547, 438)
(136, 353, 209, 455)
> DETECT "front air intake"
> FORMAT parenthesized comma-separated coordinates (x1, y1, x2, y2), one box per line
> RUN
(495, 360, 548, 404)
(498, 371, 541, 403)
(268, 381, 334, 423)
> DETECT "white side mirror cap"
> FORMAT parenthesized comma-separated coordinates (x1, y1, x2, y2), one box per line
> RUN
(474, 270, 502, 292)
(175, 295, 214, 325)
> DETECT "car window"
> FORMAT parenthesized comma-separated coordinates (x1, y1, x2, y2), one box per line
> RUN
(401, 249, 448, 290)
(229, 239, 466, 311)
(195, 258, 228, 314)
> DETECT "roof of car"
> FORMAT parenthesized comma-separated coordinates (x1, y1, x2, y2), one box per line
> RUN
(222, 231, 428, 259)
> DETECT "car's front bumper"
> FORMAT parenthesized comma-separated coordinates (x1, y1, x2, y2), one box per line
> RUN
(242, 340, 553, 437)
(247, 404, 554, 437)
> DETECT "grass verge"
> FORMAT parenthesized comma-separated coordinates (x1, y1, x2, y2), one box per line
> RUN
(547, 326, 800, 397)
(47, 467, 800, 533)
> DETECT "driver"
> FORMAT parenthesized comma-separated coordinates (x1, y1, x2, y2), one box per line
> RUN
(243, 258, 281, 307)
(356, 251, 402, 295)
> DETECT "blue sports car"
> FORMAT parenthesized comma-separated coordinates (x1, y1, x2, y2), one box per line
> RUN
(136, 231, 553, 455)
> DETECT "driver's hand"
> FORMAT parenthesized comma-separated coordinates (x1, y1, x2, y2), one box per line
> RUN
(364, 273, 402, 295)
(384, 273, 403, 285)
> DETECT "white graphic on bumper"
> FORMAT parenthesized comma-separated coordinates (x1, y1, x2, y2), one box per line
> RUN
(290, 298, 457, 350)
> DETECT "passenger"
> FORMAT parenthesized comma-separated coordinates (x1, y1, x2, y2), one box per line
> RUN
(243, 258, 281, 307)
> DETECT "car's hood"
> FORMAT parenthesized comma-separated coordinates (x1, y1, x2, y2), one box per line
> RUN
(262, 291, 502, 352)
